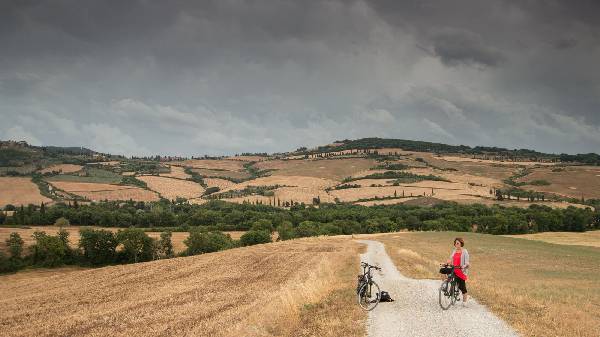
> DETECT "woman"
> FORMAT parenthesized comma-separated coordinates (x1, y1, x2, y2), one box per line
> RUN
(446, 237, 470, 303)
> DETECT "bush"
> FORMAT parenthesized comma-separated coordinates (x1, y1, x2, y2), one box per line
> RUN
(294, 221, 319, 238)
(250, 219, 274, 233)
(116, 228, 156, 263)
(183, 231, 233, 256)
(276, 221, 295, 241)
(79, 229, 119, 266)
(30, 231, 70, 267)
(6, 232, 24, 259)
(240, 230, 271, 246)
(0, 251, 22, 273)
(318, 223, 343, 236)
(54, 217, 70, 227)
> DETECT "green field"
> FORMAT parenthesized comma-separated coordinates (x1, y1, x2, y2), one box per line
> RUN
(45, 167, 122, 184)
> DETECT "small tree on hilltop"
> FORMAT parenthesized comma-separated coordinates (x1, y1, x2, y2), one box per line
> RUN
(158, 231, 175, 258)
(6, 232, 24, 259)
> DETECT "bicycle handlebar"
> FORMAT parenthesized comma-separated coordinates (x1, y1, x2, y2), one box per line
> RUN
(440, 263, 462, 269)
(361, 262, 381, 270)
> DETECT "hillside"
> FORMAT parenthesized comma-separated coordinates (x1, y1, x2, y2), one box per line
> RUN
(0, 236, 364, 337)
(2, 138, 599, 211)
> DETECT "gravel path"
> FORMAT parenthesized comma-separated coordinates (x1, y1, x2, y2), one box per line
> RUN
(359, 240, 520, 337)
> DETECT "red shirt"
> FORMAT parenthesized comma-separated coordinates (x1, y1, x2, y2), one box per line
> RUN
(453, 250, 467, 281)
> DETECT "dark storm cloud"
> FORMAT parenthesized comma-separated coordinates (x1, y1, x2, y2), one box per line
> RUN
(0, 0, 599, 156)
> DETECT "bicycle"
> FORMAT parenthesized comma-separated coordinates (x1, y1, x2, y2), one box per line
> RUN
(356, 262, 382, 311)
(438, 263, 463, 310)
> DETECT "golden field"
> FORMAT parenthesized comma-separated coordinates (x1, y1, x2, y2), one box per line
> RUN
(0, 237, 364, 337)
(39, 164, 83, 174)
(138, 176, 205, 200)
(505, 230, 600, 247)
(0, 177, 52, 207)
(48, 181, 160, 202)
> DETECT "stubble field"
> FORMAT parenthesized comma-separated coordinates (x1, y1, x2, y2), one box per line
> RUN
(48, 181, 160, 202)
(137, 176, 205, 200)
(0, 236, 364, 337)
(0, 177, 52, 208)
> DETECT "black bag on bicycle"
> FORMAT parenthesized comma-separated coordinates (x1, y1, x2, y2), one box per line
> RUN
(379, 291, 394, 302)
(439, 266, 452, 274)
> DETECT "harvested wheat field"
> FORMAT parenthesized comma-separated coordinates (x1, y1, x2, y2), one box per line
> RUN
(219, 175, 337, 193)
(39, 164, 83, 174)
(190, 168, 251, 180)
(172, 159, 246, 171)
(49, 181, 159, 202)
(515, 166, 600, 199)
(504, 231, 600, 248)
(159, 165, 191, 180)
(0, 177, 52, 207)
(355, 198, 419, 206)
(138, 176, 204, 200)
(0, 237, 364, 337)
(255, 158, 377, 181)
(204, 178, 236, 190)
(224, 155, 268, 162)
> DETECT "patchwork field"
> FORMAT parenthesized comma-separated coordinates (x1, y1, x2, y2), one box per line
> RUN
(171, 159, 246, 171)
(39, 164, 83, 174)
(204, 178, 236, 190)
(255, 158, 377, 181)
(0, 237, 364, 337)
(515, 166, 600, 199)
(0, 226, 248, 254)
(159, 165, 191, 180)
(48, 181, 159, 202)
(190, 168, 251, 180)
(137, 176, 204, 200)
(46, 168, 123, 184)
(0, 177, 52, 207)
(374, 231, 600, 337)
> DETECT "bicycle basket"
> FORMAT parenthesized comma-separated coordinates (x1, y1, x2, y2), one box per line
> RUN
(439, 266, 453, 274)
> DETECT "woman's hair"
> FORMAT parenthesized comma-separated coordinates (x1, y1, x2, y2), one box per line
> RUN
(454, 237, 465, 247)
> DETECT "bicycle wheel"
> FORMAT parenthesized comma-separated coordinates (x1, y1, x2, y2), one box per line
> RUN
(358, 281, 381, 311)
(439, 280, 453, 310)
(450, 281, 458, 306)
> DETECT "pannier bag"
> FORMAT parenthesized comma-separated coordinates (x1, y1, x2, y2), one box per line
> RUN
(439, 266, 453, 274)
(379, 291, 394, 302)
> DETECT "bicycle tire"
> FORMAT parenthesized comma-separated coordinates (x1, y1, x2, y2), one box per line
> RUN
(439, 280, 452, 310)
(450, 281, 457, 306)
(358, 280, 381, 311)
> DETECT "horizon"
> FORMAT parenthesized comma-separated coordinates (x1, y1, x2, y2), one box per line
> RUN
(1, 1, 599, 156)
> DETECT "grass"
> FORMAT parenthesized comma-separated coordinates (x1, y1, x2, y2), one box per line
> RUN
(375, 231, 600, 337)
(46, 167, 122, 184)
(0, 236, 365, 337)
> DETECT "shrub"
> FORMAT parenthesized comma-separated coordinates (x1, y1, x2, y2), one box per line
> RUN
(183, 231, 233, 256)
(0, 251, 21, 273)
(116, 228, 156, 263)
(79, 229, 118, 266)
(294, 221, 319, 238)
(29, 231, 69, 267)
(318, 223, 343, 236)
(6, 232, 24, 259)
(240, 230, 271, 246)
(250, 219, 274, 233)
(276, 221, 295, 241)
(54, 217, 70, 227)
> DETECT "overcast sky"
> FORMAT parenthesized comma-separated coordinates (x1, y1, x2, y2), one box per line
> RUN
(1, 0, 599, 156)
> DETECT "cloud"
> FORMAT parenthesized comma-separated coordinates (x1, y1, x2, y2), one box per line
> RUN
(80, 123, 151, 157)
(430, 29, 505, 67)
(3, 126, 42, 145)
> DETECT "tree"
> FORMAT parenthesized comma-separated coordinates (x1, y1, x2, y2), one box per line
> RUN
(116, 228, 156, 263)
(30, 231, 69, 267)
(158, 231, 175, 258)
(240, 230, 271, 246)
(250, 219, 274, 233)
(79, 229, 118, 266)
(183, 231, 233, 256)
(294, 221, 319, 238)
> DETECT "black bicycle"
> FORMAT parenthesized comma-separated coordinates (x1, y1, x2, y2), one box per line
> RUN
(438, 263, 462, 310)
(356, 262, 381, 311)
